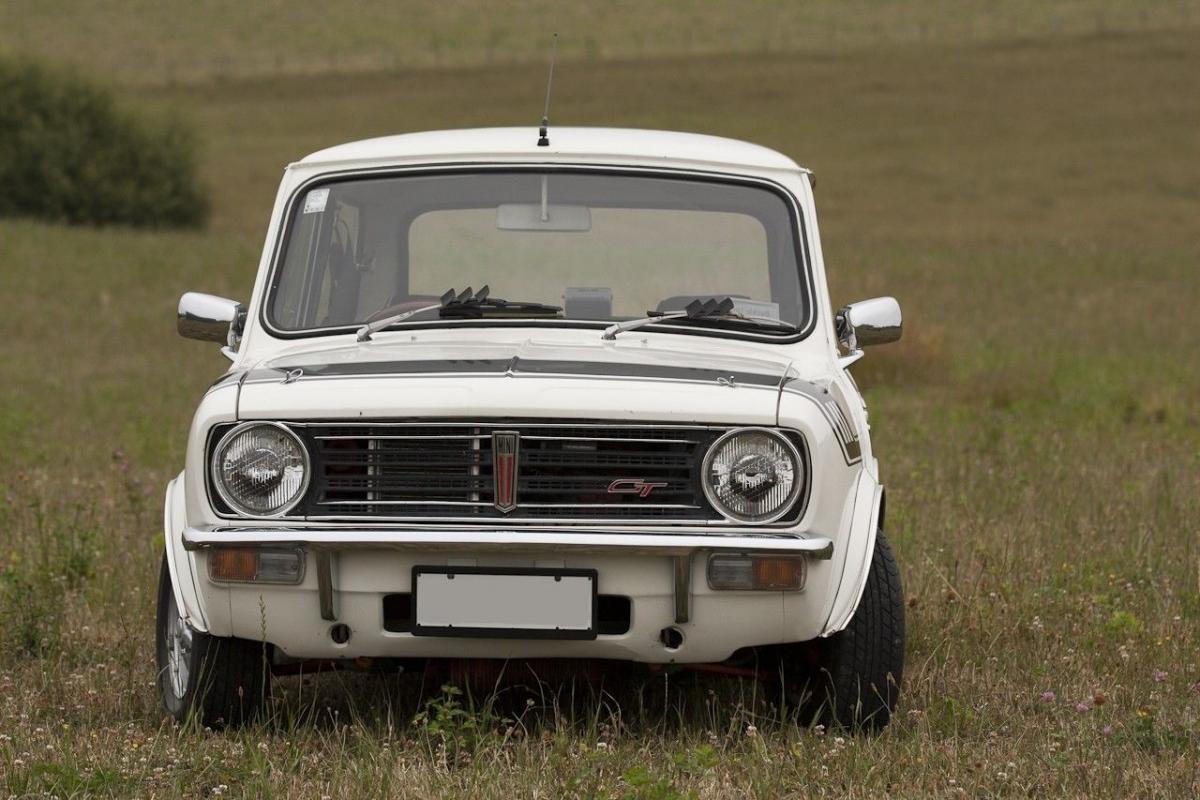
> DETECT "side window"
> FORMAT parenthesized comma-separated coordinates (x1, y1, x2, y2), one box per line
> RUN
(272, 213, 318, 329)
(273, 193, 365, 329)
(317, 202, 361, 326)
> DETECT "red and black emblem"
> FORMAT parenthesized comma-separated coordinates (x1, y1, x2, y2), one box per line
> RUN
(492, 431, 519, 513)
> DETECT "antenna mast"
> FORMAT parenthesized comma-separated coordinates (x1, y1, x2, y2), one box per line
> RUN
(537, 33, 558, 147)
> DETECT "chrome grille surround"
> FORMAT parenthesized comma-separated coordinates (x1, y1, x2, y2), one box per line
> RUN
(206, 421, 808, 526)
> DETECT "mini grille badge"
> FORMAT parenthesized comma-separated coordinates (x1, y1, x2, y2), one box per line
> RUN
(492, 431, 520, 513)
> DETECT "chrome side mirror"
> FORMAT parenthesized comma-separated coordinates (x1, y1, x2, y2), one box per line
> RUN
(178, 292, 246, 350)
(836, 296, 902, 353)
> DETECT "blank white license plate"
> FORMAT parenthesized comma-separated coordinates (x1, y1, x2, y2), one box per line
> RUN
(412, 568, 597, 639)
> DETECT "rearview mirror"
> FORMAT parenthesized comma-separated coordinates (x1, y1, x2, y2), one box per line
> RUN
(836, 296, 902, 352)
(178, 292, 246, 349)
(496, 203, 592, 232)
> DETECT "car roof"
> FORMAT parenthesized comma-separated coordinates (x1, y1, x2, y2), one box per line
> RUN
(296, 127, 806, 173)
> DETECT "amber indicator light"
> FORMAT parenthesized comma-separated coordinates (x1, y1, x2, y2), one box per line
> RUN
(209, 548, 259, 582)
(752, 557, 805, 590)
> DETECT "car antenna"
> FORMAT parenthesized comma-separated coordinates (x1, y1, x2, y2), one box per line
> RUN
(537, 33, 558, 147)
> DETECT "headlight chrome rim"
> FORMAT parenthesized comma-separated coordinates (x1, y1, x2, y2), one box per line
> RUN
(701, 427, 804, 524)
(210, 421, 310, 518)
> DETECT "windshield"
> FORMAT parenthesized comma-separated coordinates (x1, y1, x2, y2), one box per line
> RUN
(267, 171, 810, 337)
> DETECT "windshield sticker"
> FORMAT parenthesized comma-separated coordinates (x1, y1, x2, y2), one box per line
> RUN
(303, 188, 330, 214)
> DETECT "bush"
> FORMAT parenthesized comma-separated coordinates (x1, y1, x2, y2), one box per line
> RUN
(0, 57, 208, 228)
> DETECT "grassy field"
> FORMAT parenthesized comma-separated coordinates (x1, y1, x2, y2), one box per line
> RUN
(2, 6, 1200, 798)
(1, 0, 1198, 85)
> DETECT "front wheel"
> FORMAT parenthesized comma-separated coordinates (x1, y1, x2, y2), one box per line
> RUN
(155, 555, 269, 727)
(783, 530, 905, 730)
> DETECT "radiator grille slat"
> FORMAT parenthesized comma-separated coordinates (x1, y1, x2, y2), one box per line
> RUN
(301, 423, 717, 522)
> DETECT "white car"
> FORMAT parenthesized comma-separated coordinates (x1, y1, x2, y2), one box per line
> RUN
(160, 127, 905, 729)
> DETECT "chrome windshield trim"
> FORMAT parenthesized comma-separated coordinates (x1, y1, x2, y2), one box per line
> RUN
(182, 526, 834, 559)
(258, 163, 818, 345)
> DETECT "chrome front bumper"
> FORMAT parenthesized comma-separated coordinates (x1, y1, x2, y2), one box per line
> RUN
(182, 526, 833, 557)
(182, 526, 833, 630)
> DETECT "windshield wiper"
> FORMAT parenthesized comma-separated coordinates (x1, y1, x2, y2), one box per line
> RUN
(601, 297, 797, 340)
(356, 289, 455, 342)
(356, 286, 562, 342)
(437, 285, 562, 320)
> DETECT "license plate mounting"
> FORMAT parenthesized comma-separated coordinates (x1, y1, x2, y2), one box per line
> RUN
(411, 566, 598, 640)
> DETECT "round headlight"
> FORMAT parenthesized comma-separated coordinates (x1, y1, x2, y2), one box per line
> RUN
(211, 422, 309, 516)
(702, 428, 803, 523)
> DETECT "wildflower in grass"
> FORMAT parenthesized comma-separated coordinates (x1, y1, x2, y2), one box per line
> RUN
(1092, 690, 1107, 706)
(1040, 690, 1056, 703)
(1102, 725, 1114, 736)
(1153, 669, 1167, 682)
(745, 724, 757, 739)
(1075, 702, 1090, 713)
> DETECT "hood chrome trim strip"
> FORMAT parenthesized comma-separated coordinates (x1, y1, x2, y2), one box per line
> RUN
(243, 357, 783, 388)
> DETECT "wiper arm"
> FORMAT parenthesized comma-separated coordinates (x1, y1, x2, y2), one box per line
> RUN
(602, 297, 795, 340)
(356, 288, 458, 342)
(357, 286, 563, 342)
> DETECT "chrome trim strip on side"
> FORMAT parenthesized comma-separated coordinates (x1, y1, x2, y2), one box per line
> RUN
(182, 527, 835, 559)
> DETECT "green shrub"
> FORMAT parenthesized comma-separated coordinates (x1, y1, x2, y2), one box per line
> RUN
(0, 57, 208, 228)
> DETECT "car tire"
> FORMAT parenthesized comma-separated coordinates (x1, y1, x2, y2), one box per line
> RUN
(785, 530, 905, 731)
(155, 554, 269, 728)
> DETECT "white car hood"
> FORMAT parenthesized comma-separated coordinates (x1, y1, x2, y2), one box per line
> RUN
(235, 336, 798, 425)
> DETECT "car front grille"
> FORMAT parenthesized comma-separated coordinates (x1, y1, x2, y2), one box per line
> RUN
(298, 423, 723, 523)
